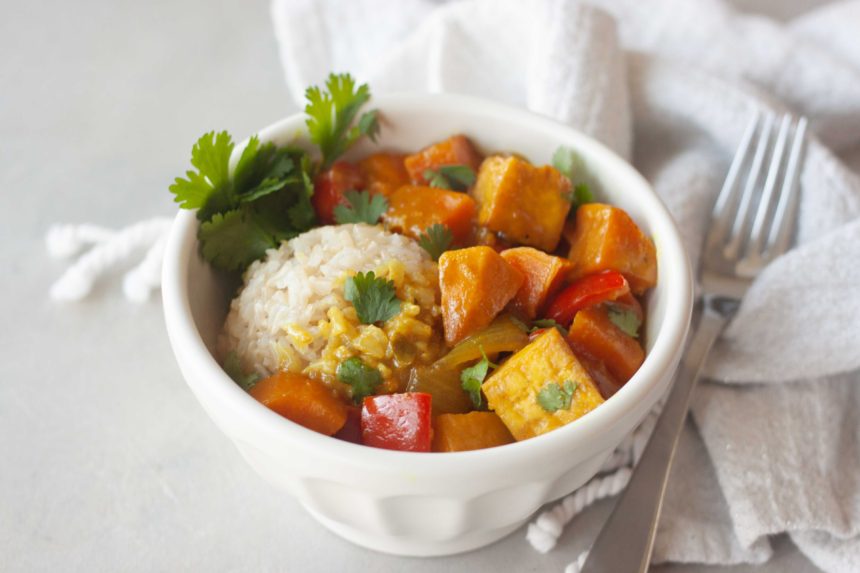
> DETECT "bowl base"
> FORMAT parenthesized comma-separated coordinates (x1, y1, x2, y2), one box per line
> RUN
(304, 503, 524, 557)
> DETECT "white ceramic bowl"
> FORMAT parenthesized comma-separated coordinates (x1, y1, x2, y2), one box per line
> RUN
(162, 94, 693, 557)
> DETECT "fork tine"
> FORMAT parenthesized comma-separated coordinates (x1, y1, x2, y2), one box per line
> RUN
(723, 113, 775, 259)
(743, 114, 792, 259)
(705, 111, 761, 249)
(765, 116, 808, 258)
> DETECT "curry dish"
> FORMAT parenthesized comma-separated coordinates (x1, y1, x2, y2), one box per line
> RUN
(170, 74, 657, 453)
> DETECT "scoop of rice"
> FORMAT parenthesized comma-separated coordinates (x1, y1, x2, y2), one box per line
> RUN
(219, 224, 441, 390)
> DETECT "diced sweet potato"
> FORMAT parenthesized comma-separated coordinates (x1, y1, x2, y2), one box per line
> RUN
(573, 348, 624, 399)
(358, 152, 410, 197)
(432, 412, 515, 452)
(472, 156, 571, 252)
(250, 372, 348, 436)
(384, 185, 476, 244)
(567, 306, 645, 384)
(501, 247, 572, 319)
(438, 246, 524, 345)
(404, 135, 483, 185)
(482, 328, 604, 441)
(567, 204, 657, 294)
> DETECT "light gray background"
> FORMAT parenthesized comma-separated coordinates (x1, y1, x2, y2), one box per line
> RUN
(0, 0, 833, 571)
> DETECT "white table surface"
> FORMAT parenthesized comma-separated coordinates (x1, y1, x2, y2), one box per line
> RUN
(0, 0, 831, 571)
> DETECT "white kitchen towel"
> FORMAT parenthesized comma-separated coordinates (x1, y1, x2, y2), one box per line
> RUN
(270, 0, 860, 571)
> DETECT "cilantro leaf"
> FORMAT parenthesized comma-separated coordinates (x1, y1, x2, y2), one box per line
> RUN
(170, 131, 234, 213)
(171, 130, 321, 273)
(305, 73, 378, 169)
(344, 271, 401, 324)
(552, 146, 579, 181)
(607, 305, 641, 338)
(356, 110, 380, 142)
(537, 380, 577, 412)
(337, 356, 382, 403)
(553, 146, 594, 211)
(423, 164, 477, 191)
(460, 348, 498, 409)
(333, 190, 388, 224)
(573, 183, 594, 204)
(223, 351, 260, 391)
(417, 224, 453, 260)
(198, 209, 276, 271)
(531, 318, 569, 337)
(287, 155, 317, 231)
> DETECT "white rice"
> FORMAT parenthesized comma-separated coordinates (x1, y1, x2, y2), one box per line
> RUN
(219, 223, 437, 377)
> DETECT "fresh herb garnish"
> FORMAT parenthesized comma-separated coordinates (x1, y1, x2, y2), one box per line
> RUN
(531, 318, 569, 337)
(552, 146, 593, 210)
(460, 348, 498, 409)
(423, 164, 476, 191)
(170, 73, 382, 273)
(417, 224, 454, 260)
(305, 73, 379, 169)
(344, 271, 401, 324)
(223, 351, 260, 391)
(337, 356, 382, 403)
(170, 132, 315, 271)
(564, 183, 594, 206)
(198, 210, 277, 271)
(333, 190, 389, 225)
(607, 305, 641, 338)
(537, 380, 577, 412)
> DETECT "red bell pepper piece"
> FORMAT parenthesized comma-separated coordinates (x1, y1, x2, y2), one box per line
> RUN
(544, 271, 630, 327)
(361, 393, 433, 452)
(312, 161, 365, 224)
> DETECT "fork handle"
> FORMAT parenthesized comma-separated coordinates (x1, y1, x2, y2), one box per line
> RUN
(580, 306, 729, 573)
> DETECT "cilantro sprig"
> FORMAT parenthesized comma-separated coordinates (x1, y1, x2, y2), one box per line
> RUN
(531, 318, 569, 337)
(607, 305, 641, 338)
(170, 133, 316, 271)
(417, 224, 453, 260)
(333, 190, 388, 225)
(344, 271, 401, 324)
(305, 73, 379, 169)
(223, 351, 261, 391)
(337, 357, 382, 403)
(537, 380, 578, 412)
(423, 165, 476, 191)
(170, 73, 382, 273)
(460, 349, 498, 409)
(552, 146, 594, 211)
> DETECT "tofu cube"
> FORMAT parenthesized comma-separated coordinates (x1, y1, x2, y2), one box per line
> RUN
(482, 328, 604, 440)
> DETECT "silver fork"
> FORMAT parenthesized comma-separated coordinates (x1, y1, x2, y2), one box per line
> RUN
(580, 111, 808, 573)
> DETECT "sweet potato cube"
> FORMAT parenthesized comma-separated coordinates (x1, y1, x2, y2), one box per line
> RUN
(384, 185, 476, 244)
(567, 204, 657, 294)
(404, 135, 483, 185)
(250, 372, 348, 436)
(432, 412, 515, 452)
(482, 328, 604, 441)
(567, 306, 645, 384)
(438, 246, 524, 345)
(501, 247, 572, 319)
(472, 156, 571, 252)
(358, 152, 410, 197)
